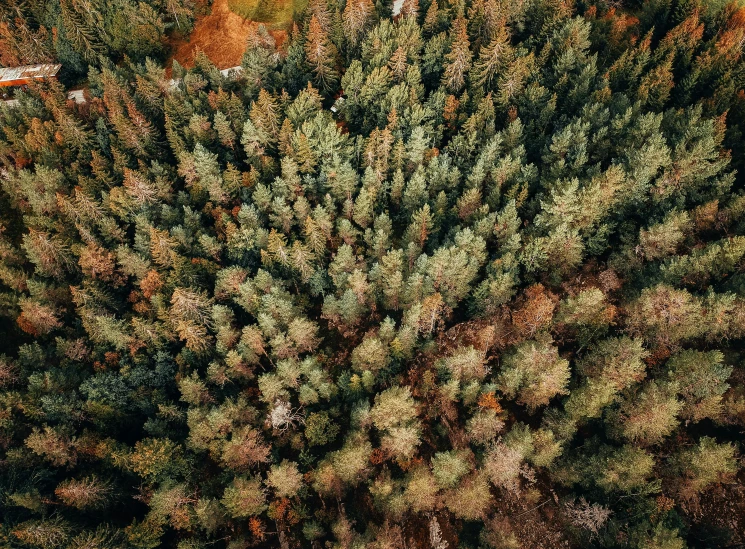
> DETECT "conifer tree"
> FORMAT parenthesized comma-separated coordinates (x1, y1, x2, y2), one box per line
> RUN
(499, 333, 570, 410)
(343, 0, 375, 52)
(442, 16, 472, 93)
(305, 15, 340, 92)
(471, 26, 513, 89)
(0, 1, 744, 546)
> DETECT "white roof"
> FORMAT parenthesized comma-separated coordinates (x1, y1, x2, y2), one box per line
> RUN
(3, 90, 85, 108)
(220, 66, 243, 77)
(67, 90, 85, 103)
(0, 64, 61, 83)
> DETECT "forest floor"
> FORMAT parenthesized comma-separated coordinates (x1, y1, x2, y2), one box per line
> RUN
(683, 470, 745, 547)
(167, 0, 287, 72)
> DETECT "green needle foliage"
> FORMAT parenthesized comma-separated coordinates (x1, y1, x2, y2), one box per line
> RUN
(1, 0, 745, 548)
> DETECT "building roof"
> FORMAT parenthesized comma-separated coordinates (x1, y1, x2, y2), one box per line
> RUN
(330, 96, 346, 113)
(0, 64, 62, 86)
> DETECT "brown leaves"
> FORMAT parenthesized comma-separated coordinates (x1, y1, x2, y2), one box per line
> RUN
(16, 312, 39, 336)
(477, 392, 502, 413)
(418, 292, 448, 337)
(248, 517, 266, 540)
(140, 270, 163, 299)
(17, 300, 62, 336)
(510, 284, 557, 340)
(25, 426, 77, 468)
(220, 426, 271, 471)
(55, 476, 110, 509)
(79, 244, 124, 285)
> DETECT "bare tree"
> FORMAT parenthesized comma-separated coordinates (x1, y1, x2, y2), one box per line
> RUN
(563, 498, 612, 538)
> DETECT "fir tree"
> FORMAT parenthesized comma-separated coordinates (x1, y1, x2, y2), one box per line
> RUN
(305, 15, 340, 93)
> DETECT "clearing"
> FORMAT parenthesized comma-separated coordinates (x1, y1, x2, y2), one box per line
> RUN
(228, 0, 307, 28)
(168, 0, 290, 71)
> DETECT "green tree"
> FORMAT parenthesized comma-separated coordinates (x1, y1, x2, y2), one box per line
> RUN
(609, 381, 682, 446)
(498, 334, 570, 410)
(669, 436, 738, 495)
(370, 386, 421, 460)
(666, 350, 732, 422)
(222, 477, 267, 518)
(471, 26, 513, 89)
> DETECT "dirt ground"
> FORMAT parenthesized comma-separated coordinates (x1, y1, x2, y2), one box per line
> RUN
(681, 472, 745, 547)
(167, 0, 287, 71)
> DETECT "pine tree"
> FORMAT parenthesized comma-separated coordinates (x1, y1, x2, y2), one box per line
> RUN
(626, 285, 705, 351)
(305, 15, 340, 93)
(610, 381, 682, 446)
(12, 519, 71, 549)
(498, 333, 570, 410)
(55, 477, 111, 509)
(213, 111, 237, 150)
(59, 0, 107, 63)
(404, 204, 434, 248)
(593, 445, 656, 494)
(267, 460, 304, 497)
(471, 26, 513, 89)
(249, 89, 280, 148)
(564, 337, 648, 422)
(423, 0, 441, 35)
(400, 0, 419, 19)
(343, 0, 375, 51)
(222, 477, 267, 518)
(1, 2, 745, 545)
(442, 16, 472, 93)
(666, 350, 732, 422)
(669, 437, 738, 495)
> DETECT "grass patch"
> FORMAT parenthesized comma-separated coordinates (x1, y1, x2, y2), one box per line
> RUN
(227, 0, 307, 28)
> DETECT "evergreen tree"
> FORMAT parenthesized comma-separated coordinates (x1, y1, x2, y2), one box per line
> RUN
(0, 2, 743, 547)
(442, 16, 472, 93)
(305, 15, 340, 93)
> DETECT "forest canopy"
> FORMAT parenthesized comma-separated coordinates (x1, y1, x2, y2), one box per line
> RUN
(1, 0, 745, 548)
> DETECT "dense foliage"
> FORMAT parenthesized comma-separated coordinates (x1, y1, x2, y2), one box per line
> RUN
(0, 0, 195, 78)
(1, 0, 745, 548)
